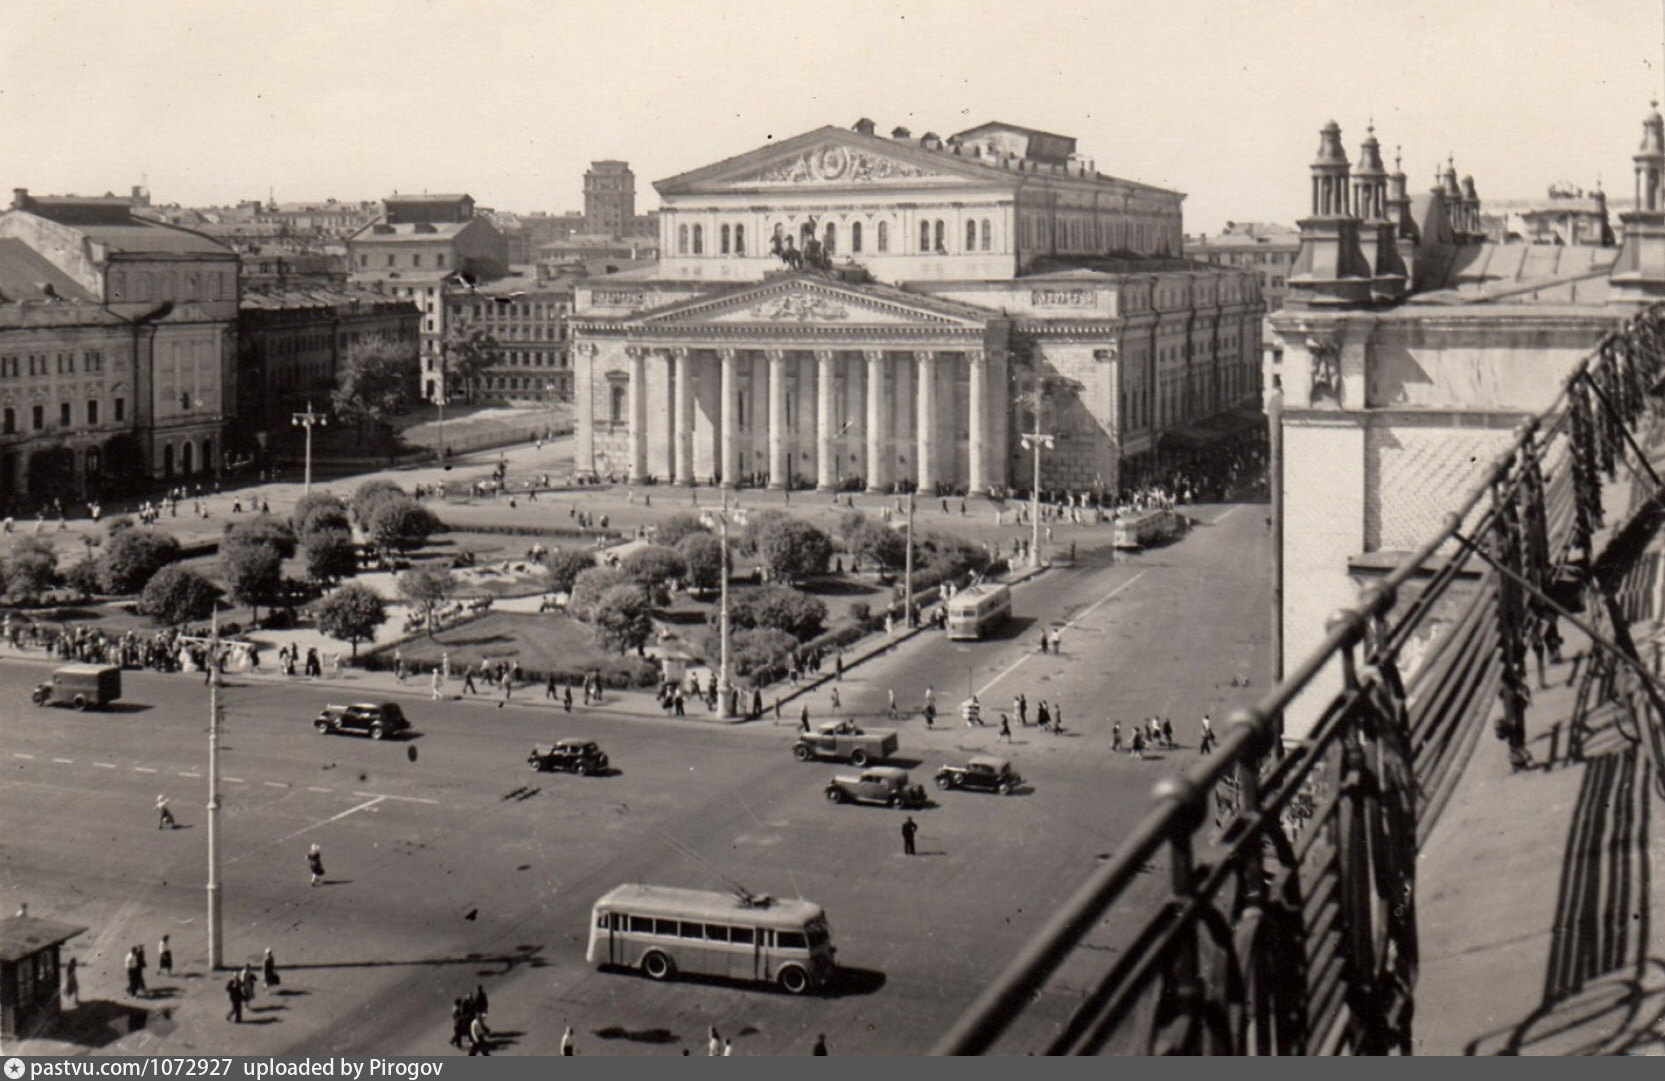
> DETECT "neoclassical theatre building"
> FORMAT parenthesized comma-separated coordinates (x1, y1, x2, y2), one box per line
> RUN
(570, 120, 1264, 493)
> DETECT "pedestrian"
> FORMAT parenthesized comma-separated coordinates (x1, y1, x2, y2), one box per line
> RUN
(887, 688, 897, 720)
(498, 668, 513, 708)
(63, 957, 78, 1005)
(561, 1026, 575, 1056)
(124, 946, 143, 996)
(708, 1026, 721, 1056)
(835, 651, 844, 680)
(472, 983, 489, 1019)
(1132, 730, 1146, 759)
(225, 975, 244, 1022)
(563, 685, 573, 713)
(812, 1034, 828, 1056)
(1050, 627, 1062, 653)
(468, 1012, 491, 1056)
(1162, 717, 1174, 749)
(240, 964, 256, 1005)
(901, 815, 918, 856)
(395, 650, 406, 684)
(999, 714, 1012, 742)
(450, 998, 472, 1049)
(1036, 700, 1051, 730)
(546, 672, 558, 700)
(800, 702, 810, 731)
(157, 794, 176, 829)
(262, 947, 279, 988)
(723, 1039, 733, 1056)
(308, 843, 325, 887)
(135, 944, 148, 995)
(829, 686, 841, 712)
(462, 666, 477, 695)
(1039, 631, 1049, 654)
(1199, 714, 1216, 755)
(158, 934, 173, 975)
(431, 667, 443, 700)
(1111, 722, 1122, 751)
(1015, 693, 1028, 726)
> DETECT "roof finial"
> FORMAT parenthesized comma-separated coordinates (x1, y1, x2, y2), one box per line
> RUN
(1394, 145, 1402, 172)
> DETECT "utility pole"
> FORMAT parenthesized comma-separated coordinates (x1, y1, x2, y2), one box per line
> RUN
(290, 402, 327, 494)
(902, 489, 916, 626)
(1017, 381, 1056, 569)
(206, 603, 223, 970)
(702, 494, 746, 717)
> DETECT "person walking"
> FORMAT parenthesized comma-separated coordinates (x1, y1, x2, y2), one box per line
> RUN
(561, 1026, 575, 1055)
(262, 947, 279, 989)
(133, 944, 148, 996)
(1111, 722, 1123, 751)
(158, 934, 173, 975)
(498, 668, 513, 708)
(124, 946, 142, 996)
(546, 672, 558, 700)
(307, 843, 325, 887)
(431, 667, 443, 700)
(62, 956, 78, 1005)
(450, 998, 471, 1049)
(1131, 730, 1146, 760)
(723, 1039, 733, 1056)
(225, 974, 244, 1022)
(708, 1026, 721, 1056)
(1039, 631, 1049, 654)
(462, 665, 477, 695)
(239, 963, 256, 1006)
(999, 714, 1013, 743)
(472, 983, 489, 1020)
(1036, 700, 1051, 731)
(799, 703, 811, 732)
(901, 815, 918, 856)
(157, 794, 176, 830)
(1199, 714, 1216, 755)
(887, 688, 897, 720)
(468, 1012, 491, 1056)
(1015, 693, 1028, 726)
(563, 685, 573, 713)
(812, 1034, 828, 1055)
(1162, 717, 1174, 750)
(829, 686, 841, 713)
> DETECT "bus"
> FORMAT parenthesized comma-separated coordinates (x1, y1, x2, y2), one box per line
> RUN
(1113, 508, 1183, 551)
(587, 884, 836, 994)
(945, 583, 1013, 640)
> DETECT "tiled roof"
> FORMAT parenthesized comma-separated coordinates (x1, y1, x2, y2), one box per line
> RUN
(1409, 242, 1619, 306)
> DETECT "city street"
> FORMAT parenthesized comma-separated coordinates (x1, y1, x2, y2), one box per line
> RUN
(1, 501, 1268, 1055)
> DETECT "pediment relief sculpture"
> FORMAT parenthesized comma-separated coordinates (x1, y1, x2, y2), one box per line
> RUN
(748, 145, 944, 185)
(747, 293, 850, 322)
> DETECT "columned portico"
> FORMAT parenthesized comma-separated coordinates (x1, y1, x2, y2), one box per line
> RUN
(719, 347, 739, 487)
(673, 346, 695, 484)
(967, 348, 987, 494)
(915, 350, 938, 492)
(626, 346, 647, 482)
(865, 349, 887, 492)
(815, 349, 837, 490)
(766, 348, 789, 488)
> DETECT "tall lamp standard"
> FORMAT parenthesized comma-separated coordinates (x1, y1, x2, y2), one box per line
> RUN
(700, 495, 748, 717)
(205, 603, 224, 969)
(290, 403, 327, 495)
(1017, 384, 1056, 568)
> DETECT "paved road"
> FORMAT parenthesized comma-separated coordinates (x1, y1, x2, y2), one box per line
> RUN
(1, 501, 1270, 1056)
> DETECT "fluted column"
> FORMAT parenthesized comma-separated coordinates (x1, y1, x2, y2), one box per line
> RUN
(767, 348, 788, 489)
(719, 347, 739, 488)
(915, 349, 937, 491)
(627, 346, 647, 482)
(815, 349, 837, 490)
(673, 347, 694, 485)
(865, 349, 886, 492)
(967, 348, 987, 494)
(574, 341, 597, 478)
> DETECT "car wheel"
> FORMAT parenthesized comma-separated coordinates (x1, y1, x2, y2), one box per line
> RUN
(641, 951, 674, 981)
(370, 724, 386, 741)
(999, 782, 1015, 795)
(825, 787, 844, 803)
(888, 795, 902, 809)
(777, 964, 810, 995)
(849, 750, 869, 767)
(792, 744, 812, 762)
(935, 774, 953, 789)
(315, 721, 331, 735)
(72, 695, 88, 711)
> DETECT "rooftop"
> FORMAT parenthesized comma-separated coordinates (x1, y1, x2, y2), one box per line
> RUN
(0, 916, 86, 964)
(0, 238, 96, 302)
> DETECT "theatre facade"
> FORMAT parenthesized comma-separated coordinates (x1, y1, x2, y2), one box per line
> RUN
(570, 120, 1264, 494)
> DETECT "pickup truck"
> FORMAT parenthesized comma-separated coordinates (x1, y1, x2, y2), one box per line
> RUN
(792, 721, 898, 767)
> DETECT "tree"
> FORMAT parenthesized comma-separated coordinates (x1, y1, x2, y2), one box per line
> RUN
(442, 327, 501, 404)
(100, 529, 183, 594)
(291, 491, 348, 535)
(137, 564, 221, 625)
(64, 558, 103, 595)
(591, 583, 654, 654)
(700, 626, 797, 682)
(301, 528, 358, 584)
(368, 498, 440, 553)
(313, 583, 387, 657)
(3, 537, 57, 601)
(221, 539, 283, 624)
(728, 583, 827, 641)
(298, 506, 351, 541)
(755, 518, 833, 583)
(850, 519, 908, 571)
(740, 508, 788, 554)
(542, 547, 595, 595)
(676, 533, 725, 593)
(350, 480, 407, 527)
(567, 565, 632, 623)
(224, 515, 297, 559)
(332, 334, 417, 444)
(837, 509, 870, 543)
(653, 513, 709, 549)
(397, 566, 455, 633)
(621, 544, 686, 604)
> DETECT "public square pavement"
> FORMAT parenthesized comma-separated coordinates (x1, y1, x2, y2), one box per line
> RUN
(0, 500, 1271, 1055)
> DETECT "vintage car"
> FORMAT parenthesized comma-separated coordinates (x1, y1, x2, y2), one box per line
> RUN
(934, 755, 1023, 795)
(527, 738, 610, 775)
(31, 664, 122, 710)
(824, 766, 927, 809)
(792, 720, 899, 766)
(313, 702, 411, 740)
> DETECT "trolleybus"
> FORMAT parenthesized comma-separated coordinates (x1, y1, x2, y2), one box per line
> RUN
(945, 583, 1013, 640)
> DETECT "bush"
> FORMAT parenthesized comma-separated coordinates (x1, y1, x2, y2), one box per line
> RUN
(221, 539, 283, 622)
(137, 564, 221, 625)
(368, 498, 440, 552)
(301, 528, 358, 584)
(676, 533, 724, 593)
(849, 519, 908, 571)
(64, 559, 103, 595)
(100, 529, 183, 594)
(291, 491, 348, 535)
(224, 515, 297, 559)
(699, 626, 798, 684)
(104, 515, 135, 536)
(621, 544, 686, 602)
(837, 509, 869, 542)
(542, 547, 596, 595)
(313, 582, 387, 657)
(727, 583, 827, 641)
(755, 518, 833, 583)
(3, 537, 58, 601)
(397, 565, 456, 631)
(740, 508, 788, 554)
(591, 583, 654, 654)
(653, 513, 709, 549)
(350, 479, 407, 527)
(567, 565, 631, 622)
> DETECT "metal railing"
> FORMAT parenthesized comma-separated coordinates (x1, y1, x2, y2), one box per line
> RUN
(934, 303, 1665, 1055)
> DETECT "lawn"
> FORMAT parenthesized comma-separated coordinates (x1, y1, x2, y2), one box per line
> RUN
(390, 611, 638, 678)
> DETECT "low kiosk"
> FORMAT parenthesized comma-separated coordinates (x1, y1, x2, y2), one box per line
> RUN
(0, 915, 85, 1038)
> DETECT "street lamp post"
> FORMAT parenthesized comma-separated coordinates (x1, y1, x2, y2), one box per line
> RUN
(1020, 428, 1055, 568)
(902, 489, 916, 626)
(701, 495, 747, 717)
(206, 603, 223, 970)
(545, 381, 558, 442)
(290, 403, 327, 494)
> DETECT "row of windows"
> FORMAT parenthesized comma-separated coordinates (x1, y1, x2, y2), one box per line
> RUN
(108, 268, 232, 304)
(0, 352, 106, 378)
(1, 397, 125, 434)
(485, 375, 566, 392)
(676, 216, 1001, 257)
(358, 251, 449, 270)
(596, 913, 808, 949)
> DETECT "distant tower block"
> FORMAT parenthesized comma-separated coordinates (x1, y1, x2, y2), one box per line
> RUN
(584, 161, 636, 239)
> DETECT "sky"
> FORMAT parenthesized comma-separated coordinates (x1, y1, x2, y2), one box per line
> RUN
(2, 0, 1661, 235)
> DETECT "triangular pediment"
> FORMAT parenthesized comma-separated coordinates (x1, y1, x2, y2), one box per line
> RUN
(626, 275, 992, 329)
(655, 126, 1019, 195)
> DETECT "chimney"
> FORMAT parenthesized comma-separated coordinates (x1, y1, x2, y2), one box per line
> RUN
(12, 187, 29, 211)
(891, 126, 912, 141)
(853, 117, 876, 136)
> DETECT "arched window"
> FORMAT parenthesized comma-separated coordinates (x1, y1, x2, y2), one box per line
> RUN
(720, 224, 731, 255)
(692, 225, 703, 254)
(876, 221, 888, 252)
(678, 225, 689, 254)
(824, 222, 836, 255)
(966, 220, 977, 250)
(850, 222, 862, 253)
(934, 219, 946, 253)
(981, 219, 992, 251)
(734, 224, 745, 255)
(920, 221, 931, 252)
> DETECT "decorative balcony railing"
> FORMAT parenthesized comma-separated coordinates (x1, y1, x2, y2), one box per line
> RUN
(934, 303, 1665, 1056)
